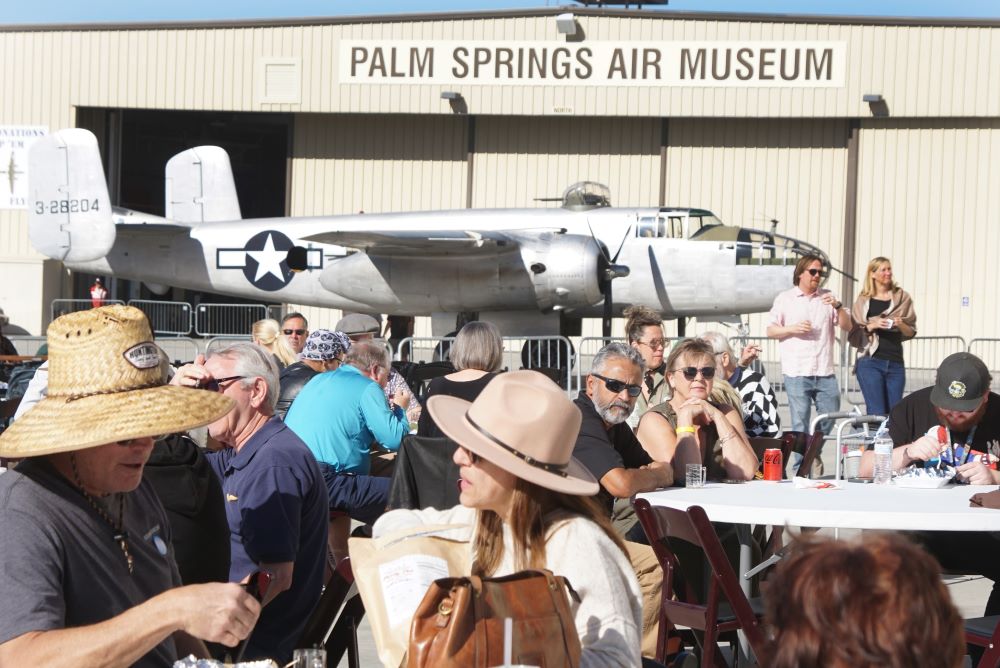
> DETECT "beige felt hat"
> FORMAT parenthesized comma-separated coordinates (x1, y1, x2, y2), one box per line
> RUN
(428, 369, 598, 496)
(0, 305, 234, 458)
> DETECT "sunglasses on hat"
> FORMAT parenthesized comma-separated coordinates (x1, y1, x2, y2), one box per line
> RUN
(591, 373, 642, 397)
(675, 366, 716, 381)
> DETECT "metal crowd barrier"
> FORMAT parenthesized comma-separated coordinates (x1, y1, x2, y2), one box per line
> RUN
(395, 335, 575, 395)
(156, 337, 201, 364)
(968, 338, 1000, 392)
(7, 336, 47, 356)
(50, 298, 126, 321)
(194, 303, 268, 337)
(128, 299, 193, 336)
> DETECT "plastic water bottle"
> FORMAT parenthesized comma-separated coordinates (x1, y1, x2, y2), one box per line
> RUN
(873, 436, 894, 485)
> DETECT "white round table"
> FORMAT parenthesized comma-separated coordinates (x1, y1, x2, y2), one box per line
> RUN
(636, 479, 1000, 532)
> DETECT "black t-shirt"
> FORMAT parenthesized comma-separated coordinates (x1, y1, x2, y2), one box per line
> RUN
(882, 387, 1000, 462)
(867, 298, 904, 363)
(571, 393, 652, 515)
(417, 373, 497, 438)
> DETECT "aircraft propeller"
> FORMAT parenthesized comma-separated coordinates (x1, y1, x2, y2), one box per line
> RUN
(588, 219, 631, 339)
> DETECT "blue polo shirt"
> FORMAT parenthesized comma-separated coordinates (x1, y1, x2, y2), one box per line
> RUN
(206, 418, 329, 663)
(285, 364, 409, 474)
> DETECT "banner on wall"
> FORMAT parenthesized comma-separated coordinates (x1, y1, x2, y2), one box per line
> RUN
(1, 126, 48, 210)
(339, 41, 847, 88)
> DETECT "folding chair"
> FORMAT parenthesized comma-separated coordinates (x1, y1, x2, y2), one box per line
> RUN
(633, 498, 768, 667)
(793, 430, 825, 479)
(297, 557, 365, 668)
(966, 615, 1000, 667)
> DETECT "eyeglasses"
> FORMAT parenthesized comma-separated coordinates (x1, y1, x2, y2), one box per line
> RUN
(200, 375, 246, 392)
(806, 268, 826, 277)
(283, 328, 306, 336)
(674, 366, 716, 381)
(591, 373, 642, 397)
(637, 338, 667, 350)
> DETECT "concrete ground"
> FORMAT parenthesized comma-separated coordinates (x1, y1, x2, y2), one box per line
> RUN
(335, 409, 993, 667)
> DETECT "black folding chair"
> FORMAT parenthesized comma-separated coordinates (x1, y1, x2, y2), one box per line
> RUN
(297, 557, 364, 668)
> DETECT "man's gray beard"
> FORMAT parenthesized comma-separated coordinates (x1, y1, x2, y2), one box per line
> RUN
(592, 395, 632, 425)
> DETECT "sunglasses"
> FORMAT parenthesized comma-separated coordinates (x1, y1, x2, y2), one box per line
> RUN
(806, 268, 826, 277)
(283, 328, 306, 336)
(638, 338, 667, 350)
(591, 373, 642, 397)
(199, 374, 246, 392)
(674, 366, 716, 381)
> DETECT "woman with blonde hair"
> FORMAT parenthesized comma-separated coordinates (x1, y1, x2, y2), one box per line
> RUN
(848, 257, 917, 416)
(637, 338, 757, 481)
(252, 318, 296, 368)
(376, 371, 643, 666)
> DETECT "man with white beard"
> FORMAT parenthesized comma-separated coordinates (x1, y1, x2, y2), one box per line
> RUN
(571, 342, 669, 660)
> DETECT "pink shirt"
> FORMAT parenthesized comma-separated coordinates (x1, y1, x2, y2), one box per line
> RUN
(768, 286, 839, 377)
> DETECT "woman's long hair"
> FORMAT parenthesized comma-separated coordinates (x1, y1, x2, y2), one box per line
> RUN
(859, 256, 898, 299)
(472, 478, 627, 576)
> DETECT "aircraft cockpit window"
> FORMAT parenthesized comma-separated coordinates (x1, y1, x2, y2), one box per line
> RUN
(637, 216, 660, 238)
(687, 213, 725, 238)
(561, 182, 611, 211)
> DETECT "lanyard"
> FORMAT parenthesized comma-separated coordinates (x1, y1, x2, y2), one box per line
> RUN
(945, 425, 977, 465)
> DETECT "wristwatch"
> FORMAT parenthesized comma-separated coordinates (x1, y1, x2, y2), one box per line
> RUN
(833, 301, 843, 310)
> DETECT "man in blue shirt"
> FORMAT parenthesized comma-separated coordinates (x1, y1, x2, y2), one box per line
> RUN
(173, 342, 328, 664)
(285, 340, 410, 523)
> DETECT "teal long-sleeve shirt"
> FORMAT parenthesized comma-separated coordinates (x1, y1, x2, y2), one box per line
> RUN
(284, 364, 409, 474)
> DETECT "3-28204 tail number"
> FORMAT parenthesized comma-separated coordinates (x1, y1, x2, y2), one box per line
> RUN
(34, 199, 101, 214)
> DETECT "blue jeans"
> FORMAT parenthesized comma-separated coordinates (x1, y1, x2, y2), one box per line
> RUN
(318, 463, 390, 525)
(855, 356, 905, 417)
(784, 374, 840, 470)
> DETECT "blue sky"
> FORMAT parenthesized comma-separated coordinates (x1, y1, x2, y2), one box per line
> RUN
(2, 0, 998, 24)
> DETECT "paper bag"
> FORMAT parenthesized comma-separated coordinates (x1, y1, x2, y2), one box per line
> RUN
(349, 523, 471, 668)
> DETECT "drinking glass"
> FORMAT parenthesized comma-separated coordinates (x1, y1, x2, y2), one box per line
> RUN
(293, 648, 326, 668)
(685, 463, 707, 488)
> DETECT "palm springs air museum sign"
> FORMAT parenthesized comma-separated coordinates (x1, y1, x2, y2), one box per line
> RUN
(340, 41, 846, 87)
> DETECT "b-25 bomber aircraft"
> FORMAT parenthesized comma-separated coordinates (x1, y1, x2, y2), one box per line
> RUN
(28, 128, 829, 336)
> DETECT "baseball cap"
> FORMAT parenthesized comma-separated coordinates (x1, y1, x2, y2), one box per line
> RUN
(930, 352, 992, 412)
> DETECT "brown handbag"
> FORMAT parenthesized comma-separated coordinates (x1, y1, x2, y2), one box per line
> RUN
(407, 569, 582, 668)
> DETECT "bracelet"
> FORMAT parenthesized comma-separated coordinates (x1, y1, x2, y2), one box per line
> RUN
(718, 432, 737, 443)
(676, 425, 697, 434)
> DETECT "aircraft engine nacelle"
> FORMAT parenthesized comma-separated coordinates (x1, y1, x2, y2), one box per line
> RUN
(517, 233, 604, 312)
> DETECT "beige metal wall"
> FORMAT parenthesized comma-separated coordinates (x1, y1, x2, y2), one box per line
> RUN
(1, 15, 998, 120)
(471, 116, 660, 207)
(666, 118, 849, 337)
(289, 113, 468, 215)
(854, 119, 1000, 342)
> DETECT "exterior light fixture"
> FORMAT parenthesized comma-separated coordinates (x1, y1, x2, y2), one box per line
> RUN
(555, 13, 578, 36)
(862, 93, 883, 103)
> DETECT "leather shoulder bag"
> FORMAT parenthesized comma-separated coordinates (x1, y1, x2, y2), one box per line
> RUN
(407, 568, 582, 668)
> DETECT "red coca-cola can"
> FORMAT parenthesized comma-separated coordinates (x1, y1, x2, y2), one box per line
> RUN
(763, 448, 783, 481)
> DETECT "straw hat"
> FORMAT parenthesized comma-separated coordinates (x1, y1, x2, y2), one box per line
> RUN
(428, 370, 598, 496)
(0, 305, 234, 458)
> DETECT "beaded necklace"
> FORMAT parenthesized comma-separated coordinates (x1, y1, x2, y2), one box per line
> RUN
(69, 454, 134, 575)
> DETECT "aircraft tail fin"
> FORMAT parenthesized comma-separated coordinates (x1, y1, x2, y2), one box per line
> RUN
(28, 128, 115, 263)
(165, 146, 242, 224)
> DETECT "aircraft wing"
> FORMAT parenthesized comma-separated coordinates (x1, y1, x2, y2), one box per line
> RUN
(300, 228, 564, 256)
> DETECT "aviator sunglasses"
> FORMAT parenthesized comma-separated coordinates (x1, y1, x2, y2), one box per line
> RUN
(283, 328, 307, 336)
(591, 373, 642, 397)
(199, 374, 247, 392)
(674, 366, 716, 381)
